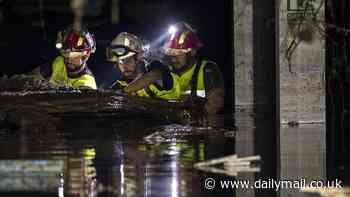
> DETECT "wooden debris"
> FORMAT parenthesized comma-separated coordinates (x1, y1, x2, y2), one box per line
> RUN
(0, 75, 206, 127)
(194, 154, 261, 177)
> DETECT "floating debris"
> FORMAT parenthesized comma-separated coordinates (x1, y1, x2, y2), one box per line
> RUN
(194, 154, 261, 177)
(142, 124, 236, 144)
(281, 120, 325, 127)
(287, 121, 299, 127)
(0, 76, 223, 132)
(0, 77, 178, 112)
(224, 131, 236, 138)
(143, 132, 170, 144)
(0, 74, 73, 92)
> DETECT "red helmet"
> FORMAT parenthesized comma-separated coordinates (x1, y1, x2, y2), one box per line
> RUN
(163, 22, 203, 56)
(56, 26, 96, 58)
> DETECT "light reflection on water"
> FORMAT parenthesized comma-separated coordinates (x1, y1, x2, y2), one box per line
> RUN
(0, 113, 236, 197)
(0, 108, 337, 197)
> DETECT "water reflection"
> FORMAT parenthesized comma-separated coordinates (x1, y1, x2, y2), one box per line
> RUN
(0, 112, 236, 197)
(0, 107, 339, 197)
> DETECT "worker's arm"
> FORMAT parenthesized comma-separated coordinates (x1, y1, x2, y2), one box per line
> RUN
(203, 62, 225, 114)
(124, 60, 172, 93)
(124, 69, 162, 93)
(29, 62, 53, 80)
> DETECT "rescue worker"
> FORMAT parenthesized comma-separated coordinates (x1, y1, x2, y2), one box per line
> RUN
(107, 32, 180, 100)
(32, 25, 97, 89)
(162, 22, 225, 114)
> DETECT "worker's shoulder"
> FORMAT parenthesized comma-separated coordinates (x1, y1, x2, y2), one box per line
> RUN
(53, 55, 64, 63)
(146, 60, 169, 72)
(51, 56, 64, 68)
(147, 59, 166, 67)
(202, 60, 221, 72)
(83, 67, 95, 77)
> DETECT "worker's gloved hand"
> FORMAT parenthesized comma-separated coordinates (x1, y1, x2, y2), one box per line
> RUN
(123, 85, 138, 96)
(110, 81, 128, 95)
(123, 89, 137, 96)
(113, 87, 136, 96)
(111, 81, 127, 90)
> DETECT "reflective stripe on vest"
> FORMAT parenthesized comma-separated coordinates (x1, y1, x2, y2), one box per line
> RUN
(177, 60, 207, 98)
(182, 90, 206, 98)
(49, 56, 97, 90)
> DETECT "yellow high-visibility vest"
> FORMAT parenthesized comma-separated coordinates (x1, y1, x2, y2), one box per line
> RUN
(176, 60, 207, 98)
(49, 56, 97, 89)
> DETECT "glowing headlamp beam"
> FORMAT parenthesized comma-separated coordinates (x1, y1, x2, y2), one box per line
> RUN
(143, 44, 150, 51)
(168, 25, 177, 35)
(56, 43, 63, 49)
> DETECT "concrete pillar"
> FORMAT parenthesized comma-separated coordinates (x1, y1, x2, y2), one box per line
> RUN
(279, 1, 326, 196)
(235, 0, 279, 196)
(234, 0, 254, 106)
(253, 0, 279, 196)
(279, 0, 325, 124)
(280, 124, 326, 197)
(234, 2, 256, 196)
(234, 0, 326, 195)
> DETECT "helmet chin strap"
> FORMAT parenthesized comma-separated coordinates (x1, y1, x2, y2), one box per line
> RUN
(65, 56, 88, 76)
(66, 62, 85, 73)
(172, 53, 196, 74)
(120, 57, 144, 81)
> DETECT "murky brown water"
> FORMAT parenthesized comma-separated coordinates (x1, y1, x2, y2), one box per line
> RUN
(0, 106, 346, 197)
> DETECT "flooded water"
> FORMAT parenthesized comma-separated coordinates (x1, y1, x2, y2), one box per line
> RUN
(0, 109, 235, 197)
(0, 106, 346, 197)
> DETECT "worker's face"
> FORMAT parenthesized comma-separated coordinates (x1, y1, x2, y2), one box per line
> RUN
(118, 56, 137, 78)
(64, 56, 86, 71)
(64, 55, 90, 72)
(170, 53, 188, 69)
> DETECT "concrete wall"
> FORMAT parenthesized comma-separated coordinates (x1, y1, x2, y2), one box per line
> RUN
(234, 1, 326, 196)
(234, 0, 254, 106)
(234, 4, 255, 197)
(234, 0, 325, 124)
(279, 0, 325, 123)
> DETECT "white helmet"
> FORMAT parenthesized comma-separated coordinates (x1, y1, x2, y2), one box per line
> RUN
(106, 32, 145, 62)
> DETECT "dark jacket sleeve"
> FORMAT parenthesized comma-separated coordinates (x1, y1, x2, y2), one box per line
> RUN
(39, 62, 53, 79)
(203, 62, 225, 93)
(146, 60, 173, 90)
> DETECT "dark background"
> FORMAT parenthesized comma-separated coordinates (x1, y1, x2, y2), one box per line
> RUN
(0, 0, 233, 111)
(327, 0, 350, 183)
